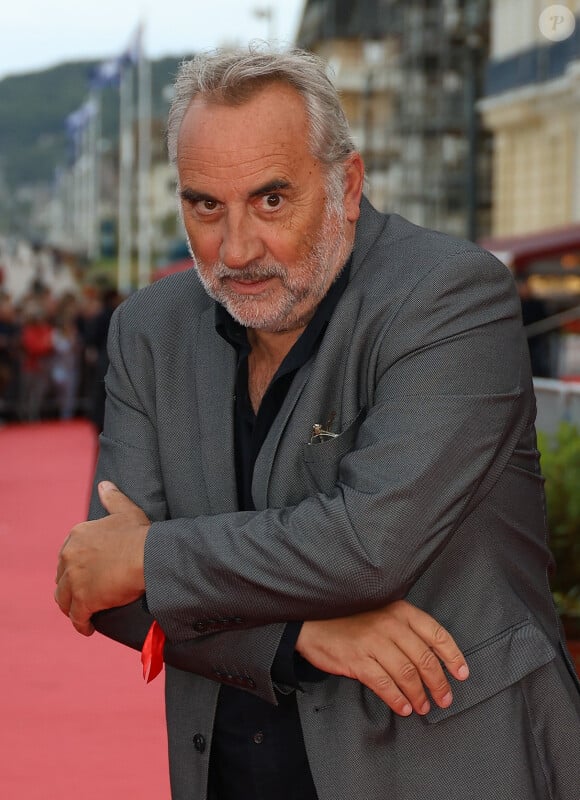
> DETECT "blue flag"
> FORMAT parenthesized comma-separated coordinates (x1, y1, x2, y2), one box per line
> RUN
(89, 56, 123, 89)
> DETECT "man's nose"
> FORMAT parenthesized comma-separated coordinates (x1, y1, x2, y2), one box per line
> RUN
(220, 212, 265, 269)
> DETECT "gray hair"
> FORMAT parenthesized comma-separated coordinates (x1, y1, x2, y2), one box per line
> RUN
(167, 46, 356, 168)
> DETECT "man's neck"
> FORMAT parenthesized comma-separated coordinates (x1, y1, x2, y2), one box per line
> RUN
(246, 326, 306, 414)
(247, 325, 306, 364)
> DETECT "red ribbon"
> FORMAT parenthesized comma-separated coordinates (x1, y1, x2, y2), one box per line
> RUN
(141, 620, 166, 683)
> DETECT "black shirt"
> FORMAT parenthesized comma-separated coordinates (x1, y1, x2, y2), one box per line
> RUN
(208, 263, 350, 800)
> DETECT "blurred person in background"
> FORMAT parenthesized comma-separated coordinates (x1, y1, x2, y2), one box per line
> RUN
(19, 301, 54, 421)
(79, 286, 123, 432)
(0, 290, 20, 422)
(51, 293, 82, 421)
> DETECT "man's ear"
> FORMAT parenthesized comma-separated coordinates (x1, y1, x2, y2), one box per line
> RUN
(343, 152, 365, 223)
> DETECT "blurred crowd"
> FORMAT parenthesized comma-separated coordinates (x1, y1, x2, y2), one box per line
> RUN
(0, 280, 123, 429)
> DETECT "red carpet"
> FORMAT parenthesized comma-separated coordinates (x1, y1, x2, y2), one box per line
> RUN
(0, 420, 169, 799)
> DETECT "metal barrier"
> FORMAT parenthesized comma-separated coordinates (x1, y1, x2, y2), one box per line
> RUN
(533, 378, 580, 434)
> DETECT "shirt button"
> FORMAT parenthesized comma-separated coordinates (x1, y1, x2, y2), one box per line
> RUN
(253, 731, 264, 745)
(193, 733, 206, 753)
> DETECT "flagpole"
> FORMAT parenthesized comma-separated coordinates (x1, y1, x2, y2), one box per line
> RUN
(62, 168, 74, 250)
(137, 24, 152, 289)
(74, 131, 84, 254)
(80, 98, 97, 258)
(87, 90, 100, 261)
(81, 119, 90, 255)
(117, 63, 134, 294)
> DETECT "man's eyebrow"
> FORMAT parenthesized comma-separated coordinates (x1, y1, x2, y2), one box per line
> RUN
(180, 187, 216, 203)
(249, 180, 291, 198)
(179, 181, 291, 204)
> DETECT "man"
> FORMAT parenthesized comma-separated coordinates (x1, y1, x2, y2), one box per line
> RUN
(56, 48, 580, 799)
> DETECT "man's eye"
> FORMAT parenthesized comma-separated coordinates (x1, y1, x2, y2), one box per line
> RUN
(262, 193, 282, 210)
(190, 198, 221, 216)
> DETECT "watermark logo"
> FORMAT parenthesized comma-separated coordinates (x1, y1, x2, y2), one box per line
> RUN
(539, 5, 576, 41)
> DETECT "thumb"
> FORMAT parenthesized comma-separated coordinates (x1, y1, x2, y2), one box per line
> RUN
(98, 480, 137, 514)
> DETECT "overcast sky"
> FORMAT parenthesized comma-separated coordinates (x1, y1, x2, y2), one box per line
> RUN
(0, 0, 306, 81)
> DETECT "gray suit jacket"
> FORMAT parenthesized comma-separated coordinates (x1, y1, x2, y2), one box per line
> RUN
(91, 198, 580, 799)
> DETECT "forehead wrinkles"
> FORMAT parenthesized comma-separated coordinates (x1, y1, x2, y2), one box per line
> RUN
(178, 85, 312, 158)
(178, 107, 302, 157)
(179, 141, 293, 166)
(177, 148, 298, 188)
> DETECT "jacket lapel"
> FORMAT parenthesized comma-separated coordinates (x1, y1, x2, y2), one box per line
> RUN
(195, 306, 239, 513)
(252, 358, 313, 510)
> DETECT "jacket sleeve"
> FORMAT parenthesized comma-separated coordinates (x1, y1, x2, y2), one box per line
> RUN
(142, 249, 533, 643)
(91, 595, 289, 704)
(89, 307, 290, 703)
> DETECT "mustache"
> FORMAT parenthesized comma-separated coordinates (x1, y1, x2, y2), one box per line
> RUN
(211, 262, 287, 282)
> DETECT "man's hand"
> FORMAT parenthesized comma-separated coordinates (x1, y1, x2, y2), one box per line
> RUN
(54, 482, 150, 636)
(296, 600, 469, 717)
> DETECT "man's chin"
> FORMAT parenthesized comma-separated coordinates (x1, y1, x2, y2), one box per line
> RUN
(217, 291, 281, 329)
(224, 310, 287, 331)
(217, 286, 316, 332)
(221, 302, 304, 333)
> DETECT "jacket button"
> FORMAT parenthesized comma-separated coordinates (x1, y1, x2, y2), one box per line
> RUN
(253, 731, 264, 744)
(193, 733, 206, 753)
(193, 621, 207, 633)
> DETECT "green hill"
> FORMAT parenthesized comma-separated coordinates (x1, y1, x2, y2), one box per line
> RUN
(0, 56, 187, 192)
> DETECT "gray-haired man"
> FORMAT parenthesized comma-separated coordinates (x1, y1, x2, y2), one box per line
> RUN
(56, 47, 580, 799)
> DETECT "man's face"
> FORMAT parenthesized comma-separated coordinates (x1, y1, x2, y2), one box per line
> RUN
(176, 83, 361, 333)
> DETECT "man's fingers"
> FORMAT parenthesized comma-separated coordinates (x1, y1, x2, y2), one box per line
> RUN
(407, 612, 470, 683)
(395, 638, 454, 711)
(54, 579, 72, 617)
(68, 595, 95, 636)
(370, 639, 438, 714)
(355, 660, 414, 717)
(391, 616, 469, 709)
(370, 602, 469, 711)
(428, 623, 470, 681)
(69, 611, 95, 637)
(55, 572, 94, 635)
(55, 534, 72, 584)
